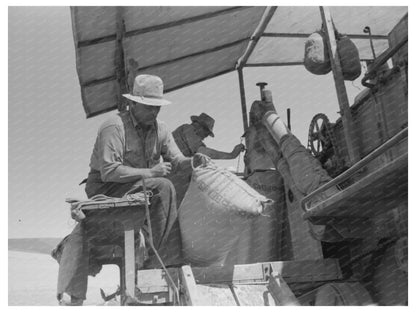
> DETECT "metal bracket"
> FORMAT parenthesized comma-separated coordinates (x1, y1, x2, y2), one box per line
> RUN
(268, 272, 301, 306)
(262, 263, 272, 282)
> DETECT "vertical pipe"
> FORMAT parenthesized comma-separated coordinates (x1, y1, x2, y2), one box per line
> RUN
(320, 6, 360, 165)
(286, 108, 291, 131)
(238, 67, 249, 132)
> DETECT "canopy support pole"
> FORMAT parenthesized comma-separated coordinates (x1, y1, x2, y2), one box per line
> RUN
(236, 6, 277, 132)
(320, 6, 360, 165)
(236, 6, 277, 69)
(238, 68, 249, 132)
(115, 7, 128, 112)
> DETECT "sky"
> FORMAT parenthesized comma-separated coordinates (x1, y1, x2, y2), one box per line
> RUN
(7, 5, 404, 239)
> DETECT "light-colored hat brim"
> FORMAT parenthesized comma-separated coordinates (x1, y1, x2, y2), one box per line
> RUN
(122, 94, 171, 106)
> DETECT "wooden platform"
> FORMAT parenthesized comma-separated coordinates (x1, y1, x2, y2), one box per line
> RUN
(135, 259, 343, 305)
(79, 198, 148, 302)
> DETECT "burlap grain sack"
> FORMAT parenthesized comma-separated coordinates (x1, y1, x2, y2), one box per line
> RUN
(179, 155, 272, 266)
(337, 35, 361, 81)
(304, 31, 331, 75)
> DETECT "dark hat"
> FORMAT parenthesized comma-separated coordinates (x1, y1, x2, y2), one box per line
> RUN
(191, 113, 215, 137)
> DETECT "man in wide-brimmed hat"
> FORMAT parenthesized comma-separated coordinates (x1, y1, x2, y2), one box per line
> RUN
(170, 113, 245, 206)
(173, 112, 245, 159)
(55, 74, 192, 305)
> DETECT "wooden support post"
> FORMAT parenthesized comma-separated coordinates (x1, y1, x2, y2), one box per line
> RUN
(180, 265, 206, 306)
(115, 6, 128, 112)
(124, 222, 136, 299)
(268, 272, 300, 306)
(320, 6, 360, 165)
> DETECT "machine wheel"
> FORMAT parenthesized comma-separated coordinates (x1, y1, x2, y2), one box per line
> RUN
(308, 113, 334, 158)
(314, 282, 374, 306)
(307, 113, 346, 177)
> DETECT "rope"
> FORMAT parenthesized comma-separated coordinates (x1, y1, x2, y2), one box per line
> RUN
(67, 191, 152, 222)
(142, 179, 181, 305)
(236, 137, 244, 173)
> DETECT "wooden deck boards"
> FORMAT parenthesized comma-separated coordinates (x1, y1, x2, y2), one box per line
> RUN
(134, 259, 342, 305)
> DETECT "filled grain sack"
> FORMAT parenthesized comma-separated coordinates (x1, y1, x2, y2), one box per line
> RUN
(337, 35, 361, 81)
(224, 170, 287, 266)
(304, 30, 331, 75)
(179, 154, 272, 266)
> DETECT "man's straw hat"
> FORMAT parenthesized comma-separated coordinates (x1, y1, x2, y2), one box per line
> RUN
(122, 74, 171, 106)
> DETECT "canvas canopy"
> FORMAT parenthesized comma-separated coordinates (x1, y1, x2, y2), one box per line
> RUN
(71, 6, 408, 118)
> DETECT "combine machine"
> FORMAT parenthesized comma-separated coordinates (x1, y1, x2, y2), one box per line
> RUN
(69, 6, 408, 305)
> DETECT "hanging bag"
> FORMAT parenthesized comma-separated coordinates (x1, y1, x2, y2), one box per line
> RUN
(304, 29, 332, 75)
(337, 33, 362, 81)
(304, 25, 361, 81)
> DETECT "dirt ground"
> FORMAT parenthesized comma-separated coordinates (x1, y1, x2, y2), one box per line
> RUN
(8, 250, 119, 306)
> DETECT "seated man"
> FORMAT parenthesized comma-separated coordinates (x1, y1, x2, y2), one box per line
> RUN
(55, 74, 191, 305)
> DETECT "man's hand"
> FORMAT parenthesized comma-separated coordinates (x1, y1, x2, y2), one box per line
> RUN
(193, 153, 211, 168)
(150, 162, 172, 177)
(231, 143, 246, 157)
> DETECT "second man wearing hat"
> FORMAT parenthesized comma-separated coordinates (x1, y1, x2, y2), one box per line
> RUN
(172, 112, 245, 159)
(170, 113, 245, 207)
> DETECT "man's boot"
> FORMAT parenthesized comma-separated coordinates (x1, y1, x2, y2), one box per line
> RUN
(58, 294, 84, 306)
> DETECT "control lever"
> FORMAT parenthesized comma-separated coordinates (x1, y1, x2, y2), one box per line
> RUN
(256, 82, 268, 101)
(363, 26, 376, 60)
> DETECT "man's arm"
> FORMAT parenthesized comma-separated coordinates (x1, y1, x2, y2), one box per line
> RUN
(197, 144, 245, 160)
(165, 133, 213, 171)
(160, 124, 192, 171)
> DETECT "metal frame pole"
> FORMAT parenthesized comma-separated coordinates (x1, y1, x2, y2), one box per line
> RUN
(236, 6, 277, 133)
(320, 6, 360, 165)
(236, 6, 277, 69)
(238, 68, 249, 132)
